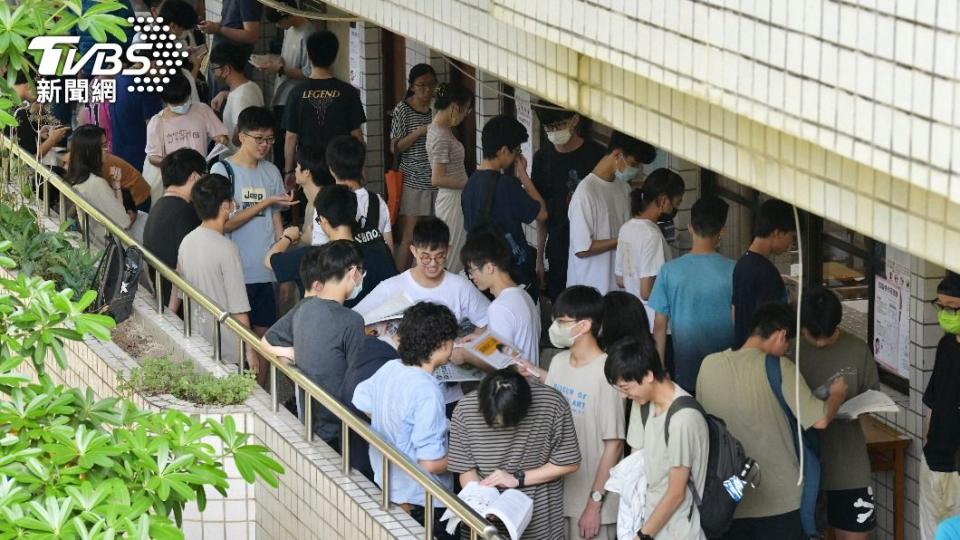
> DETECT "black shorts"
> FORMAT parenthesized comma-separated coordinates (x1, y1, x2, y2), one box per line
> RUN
(245, 282, 277, 328)
(826, 487, 877, 532)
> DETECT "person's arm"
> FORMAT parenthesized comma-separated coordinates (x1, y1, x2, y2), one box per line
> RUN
(653, 313, 669, 367)
(200, 20, 261, 45)
(459, 469, 481, 486)
(480, 463, 579, 489)
(264, 227, 301, 270)
(393, 124, 428, 154)
(148, 155, 163, 166)
(284, 132, 297, 175)
(224, 193, 298, 233)
(350, 127, 364, 142)
(259, 335, 295, 362)
(579, 439, 624, 538)
(637, 466, 691, 538)
(38, 126, 69, 157)
(430, 161, 466, 189)
(272, 206, 283, 240)
(419, 456, 448, 474)
(382, 231, 394, 252)
(812, 376, 848, 429)
(576, 239, 618, 258)
(515, 155, 548, 224)
(640, 276, 656, 300)
(923, 409, 932, 443)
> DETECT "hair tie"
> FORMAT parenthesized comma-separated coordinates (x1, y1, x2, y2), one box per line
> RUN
(494, 380, 513, 392)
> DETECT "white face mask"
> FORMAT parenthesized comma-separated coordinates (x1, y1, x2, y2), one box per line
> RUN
(548, 320, 585, 349)
(169, 101, 191, 115)
(614, 155, 640, 183)
(546, 128, 572, 146)
(347, 270, 365, 301)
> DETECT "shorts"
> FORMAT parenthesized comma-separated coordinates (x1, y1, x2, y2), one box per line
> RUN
(245, 282, 277, 328)
(723, 510, 804, 540)
(826, 487, 877, 533)
(399, 186, 437, 217)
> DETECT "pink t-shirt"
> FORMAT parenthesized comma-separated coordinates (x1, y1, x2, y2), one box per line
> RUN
(145, 103, 227, 159)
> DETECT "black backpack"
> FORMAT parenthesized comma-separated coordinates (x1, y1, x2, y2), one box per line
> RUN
(640, 396, 754, 539)
(91, 234, 143, 323)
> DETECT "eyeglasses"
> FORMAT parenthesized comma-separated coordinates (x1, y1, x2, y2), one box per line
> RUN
(417, 250, 447, 265)
(543, 120, 570, 132)
(243, 132, 275, 146)
(931, 299, 959, 316)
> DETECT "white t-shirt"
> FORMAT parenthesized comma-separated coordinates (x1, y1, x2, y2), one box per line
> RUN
(488, 286, 541, 366)
(566, 173, 632, 294)
(223, 81, 265, 146)
(312, 187, 392, 245)
(615, 218, 670, 332)
(272, 22, 314, 106)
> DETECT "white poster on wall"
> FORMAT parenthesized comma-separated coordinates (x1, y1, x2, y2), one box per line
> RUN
(873, 276, 910, 378)
(349, 24, 362, 89)
(514, 89, 534, 178)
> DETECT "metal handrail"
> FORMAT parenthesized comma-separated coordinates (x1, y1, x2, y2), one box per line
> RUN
(0, 135, 499, 540)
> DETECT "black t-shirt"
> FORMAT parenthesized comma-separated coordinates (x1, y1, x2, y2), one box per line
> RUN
(462, 169, 541, 261)
(142, 196, 201, 306)
(922, 333, 960, 472)
(732, 250, 788, 347)
(530, 140, 605, 261)
(282, 78, 366, 153)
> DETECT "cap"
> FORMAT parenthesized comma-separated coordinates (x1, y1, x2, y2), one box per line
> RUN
(937, 271, 960, 298)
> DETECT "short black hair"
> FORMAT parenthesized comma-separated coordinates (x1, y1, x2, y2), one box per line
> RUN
(749, 302, 797, 340)
(631, 168, 685, 215)
(533, 100, 576, 126)
(158, 0, 198, 30)
(161, 148, 206, 187)
(434, 83, 474, 111)
(121, 189, 136, 213)
(553, 285, 605, 339)
(265, 0, 297, 22)
(801, 287, 843, 339)
(191, 173, 233, 220)
(404, 63, 437, 98)
(604, 335, 665, 384)
(398, 302, 458, 366)
(690, 195, 729, 238)
(481, 115, 528, 159)
(236, 106, 275, 134)
(412, 217, 450, 250)
(314, 184, 357, 229)
(599, 291, 651, 350)
(608, 131, 656, 164)
(754, 198, 796, 238)
(461, 230, 512, 272)
(477, 368, 532, 429)
(306, 30, 339, 68)
(325, 135, 366, 181)
(209, 42, 247, 72)
(300, 239, 361, 290)
(160, 71, 191, 105)
(296, 146, 333, 187)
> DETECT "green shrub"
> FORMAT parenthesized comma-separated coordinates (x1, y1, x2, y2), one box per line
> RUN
(119, 358, 256, 406)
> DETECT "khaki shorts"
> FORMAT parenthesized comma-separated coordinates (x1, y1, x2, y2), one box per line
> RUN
(399, 186, 437, 217)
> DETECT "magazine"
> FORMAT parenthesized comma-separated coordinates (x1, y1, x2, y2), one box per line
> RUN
(836, 390, 899, 420)
(205, 143, 230, 162)
(440, 481, 533, 540)
(361, 293, 414, 325)
(434, 363, 484, 383)
(364, 318, 401, 349)
(456, 331, 526, 370)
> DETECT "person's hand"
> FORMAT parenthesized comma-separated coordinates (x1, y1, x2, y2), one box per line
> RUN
(513, 361, 545, 381)
(513, 153, 528, 177)
(578, 503, 601, 539)
(480, 469, 518, 489)
(198, 20, 221, 35)
(211, 90, 229, 112)
(535, 257, 545, 290)
(284, 171, 297, 190)
(214, 134, 230, 146)
(267, 191, 300, 208)
(415, 124, 430, 137)
(46, 125, 69, 145)
(449, 348, 469, 366)
(829, 375, 848, 398)
(282, 226, 301, 243)
(616, 275, 624, 289)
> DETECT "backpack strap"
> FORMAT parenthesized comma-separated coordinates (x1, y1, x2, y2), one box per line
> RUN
(765, 354, 800, 459)
(219, 159, 236, 191)
(479, 172, 499, 226)
(365, 192, 380, 231)
(643, 395, 704, 519)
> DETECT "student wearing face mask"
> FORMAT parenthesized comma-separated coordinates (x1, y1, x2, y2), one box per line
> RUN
(146, 73, 229, 171)
(566, 132, 656, 294)
(532, 103, 606, 300)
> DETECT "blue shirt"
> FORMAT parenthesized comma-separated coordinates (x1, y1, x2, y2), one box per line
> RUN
(649, 252, 736, 392)
(462, 169, 540, 258)
(352, 360, 452, 506)
(937, 515, 960, 540)
(109, 75, 163, 171)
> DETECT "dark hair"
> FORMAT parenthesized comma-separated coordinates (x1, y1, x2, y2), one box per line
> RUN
(314, 184, 357, 230)
(121, 189, 136, 213)
(608, 131, 656, 164)
(265, 0, 297, 23)
(65, 125, 106, 186)
(481, 115, 528, 159)
(404, 63, 437, 98)
(191, 173, 233, 220)
(158, 0, 198, 30)
(533, 100, 576, 126)
(801, 287, 843, 339)
(690, 195, 729, 238)
(209, 43, 247, 72)
(300, 239, 361, 290)
(631, 168, 685, 215)
(412, 217, 450, 250)
(397, 302, 458, 366)
(325, 135, 366, 181)
(434, 83, 474, 111)
(754, 198, 797, 238)
(477, 368, 532, 428)
(296, 146, 334, 187)
(160, 148, 206, 187)
(236, 106, 275, 135)
(749, 302, 797, 340)
(938, 271, 960, 297)
(553, 285, 605, 339)
(599, 291, 651, 350)
(461, 230, 512, 272)
(160, 71, 192, 105)
(604, 335, 665, 384)
(306, 30, 339, 68)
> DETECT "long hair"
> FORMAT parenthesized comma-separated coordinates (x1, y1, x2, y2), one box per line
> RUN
(65, 124, 106, 186)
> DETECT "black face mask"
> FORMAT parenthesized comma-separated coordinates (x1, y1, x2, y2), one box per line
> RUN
(661, 208, 679, 221)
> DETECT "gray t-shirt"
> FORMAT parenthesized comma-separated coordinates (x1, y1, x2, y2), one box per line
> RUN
(265, 297, 364, 442)
(212, 158, 284, 284)
(272, 23, 314, 107)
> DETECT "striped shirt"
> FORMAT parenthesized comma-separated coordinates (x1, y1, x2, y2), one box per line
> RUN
(390, 100, 434, 191)
(449, 383, 582, 540)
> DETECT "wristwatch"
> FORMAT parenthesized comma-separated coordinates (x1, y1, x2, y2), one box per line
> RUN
(636, 531, 654, 540)
(590, 490, 605, 503)
(512, 470, 525, 489)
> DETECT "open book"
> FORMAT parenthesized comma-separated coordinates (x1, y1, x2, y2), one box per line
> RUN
(360, 293, 413, 325)
(364, 317, 401, 349)
(440, 481, 533, 540)
(836, 390, 899, 420)
(206, 143, 230, 162)
(456, 331, 526, 370)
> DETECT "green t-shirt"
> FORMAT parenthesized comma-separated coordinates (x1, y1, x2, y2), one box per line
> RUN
(697, 347, 826, 518)
(797, 331, 880, 491)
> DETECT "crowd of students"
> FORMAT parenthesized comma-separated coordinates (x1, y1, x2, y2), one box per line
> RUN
(11, 0, 960, 538)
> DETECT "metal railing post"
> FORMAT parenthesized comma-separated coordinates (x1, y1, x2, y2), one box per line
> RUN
(42, 179, 50, 216)
(381, 454, 390, 510)
(212, 318, 222, 363)
(237, 333, 245, 375)
(423, 493, 433, 540)
(270, 362, 278, 412)
(182, 296, 192, 337)
(341, 423, 350, 476)
(303, 393, 313, 442)
(82, 212, 91, 248)
(154, 266, 163, 314)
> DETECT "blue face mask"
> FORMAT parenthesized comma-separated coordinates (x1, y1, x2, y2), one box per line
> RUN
(614, 163, 639, 183)
(170, 101, 191, 115)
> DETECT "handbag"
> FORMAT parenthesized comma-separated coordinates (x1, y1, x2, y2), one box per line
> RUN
(384, 149, 403, 226)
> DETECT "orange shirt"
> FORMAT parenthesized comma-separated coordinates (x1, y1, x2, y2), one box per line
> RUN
(63, 152, 152, 205)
